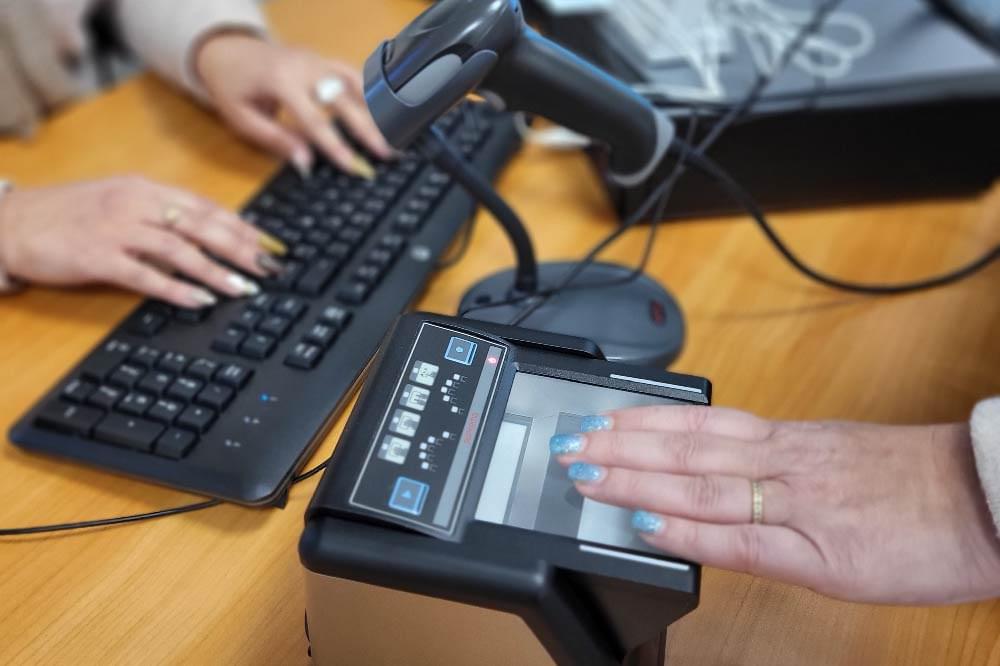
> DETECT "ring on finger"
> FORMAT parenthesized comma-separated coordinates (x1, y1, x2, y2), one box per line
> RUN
(314, 76, 346, 107)
(750, 480, 764, 524)
(161, 205, 183, 230)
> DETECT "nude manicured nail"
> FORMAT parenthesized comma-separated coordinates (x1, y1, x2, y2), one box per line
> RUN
(227, 273, 260, 296)
(256, 253, 285, 275)
(191, 288, 217, 307)
(259, 233, 288, 256)
(291, 148, 313, 179)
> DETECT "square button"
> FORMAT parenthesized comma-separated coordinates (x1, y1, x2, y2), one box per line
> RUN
(378, 435, 411, 465)
(389, 409, 421, 437)
(389, 477, 429, 516)
(410, 361, 439, 387)
(400, 384, 430, 412)
(445, 337, 478, 366)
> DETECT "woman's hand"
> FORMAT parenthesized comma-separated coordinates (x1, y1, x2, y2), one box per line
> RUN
(551, 406, 1000, 605)
(194, 33, 393, 179)
(0, 176, 287, 308)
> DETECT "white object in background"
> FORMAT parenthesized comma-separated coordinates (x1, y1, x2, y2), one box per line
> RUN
(534, 0, 614, 15)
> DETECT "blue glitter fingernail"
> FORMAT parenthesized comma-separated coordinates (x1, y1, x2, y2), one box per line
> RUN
(580, 415, 612, 432)
(631, 510, 662, 534)
(550, 434, 584, 455)
(568, 463, 604, 483)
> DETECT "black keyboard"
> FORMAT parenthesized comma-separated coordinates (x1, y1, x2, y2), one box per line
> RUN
(9, 103, 521, 506)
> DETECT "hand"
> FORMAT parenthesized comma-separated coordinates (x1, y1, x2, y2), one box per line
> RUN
(551, 406, 1000, 605)
(0, 176, 288, 308)
(194, 33, 393, 179)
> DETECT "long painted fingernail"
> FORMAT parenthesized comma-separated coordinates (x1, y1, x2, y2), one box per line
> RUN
(191, 288, 217, 307)
(352, 155, 376, 181)
(568, 463, 604, 483)
(227, 273, 260, 296)
(631, 510, 662, 534)
(550, 434, 584, 455)
(291, 148, 313, 179)
(580, 416, 612, 432)
(256, 253, 285, 275)
(259, 233, 288, 256)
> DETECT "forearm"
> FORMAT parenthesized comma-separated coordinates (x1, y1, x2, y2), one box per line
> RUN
(114, 0, 268, 102)
(971, 397, 1000, 537)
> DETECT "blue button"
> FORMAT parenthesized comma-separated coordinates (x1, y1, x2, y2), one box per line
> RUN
(444, 337, 478, 365)
(388, 477, 429, 516)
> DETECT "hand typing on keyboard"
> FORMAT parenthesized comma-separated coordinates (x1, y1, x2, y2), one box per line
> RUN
(0, 176, 288, 308)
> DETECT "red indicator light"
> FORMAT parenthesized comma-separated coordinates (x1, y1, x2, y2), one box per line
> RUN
(487, 357, 498, 365)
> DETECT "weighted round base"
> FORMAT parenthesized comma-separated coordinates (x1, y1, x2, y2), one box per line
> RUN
(458, 262, 685, 368)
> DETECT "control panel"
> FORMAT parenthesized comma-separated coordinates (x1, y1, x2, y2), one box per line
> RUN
(350, 323, 506, 536)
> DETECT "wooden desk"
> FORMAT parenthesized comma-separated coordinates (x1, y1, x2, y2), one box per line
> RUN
(1, 1, 999, 663)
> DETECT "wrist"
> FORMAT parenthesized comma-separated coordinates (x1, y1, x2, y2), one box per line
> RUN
(0, 182, 24, 291)
(194, 30, 269, 91)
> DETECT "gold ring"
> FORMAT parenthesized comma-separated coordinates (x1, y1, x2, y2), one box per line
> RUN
(161, 206, 182, 229)
(751, 480, 764, 524)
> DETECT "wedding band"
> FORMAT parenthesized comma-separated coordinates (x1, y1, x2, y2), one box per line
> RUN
(314, 76, 345, 106)
(750, 480, 764, 525)
(161, 206, 182, 229)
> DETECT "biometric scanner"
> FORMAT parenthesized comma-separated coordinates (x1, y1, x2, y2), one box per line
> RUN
(300, 314, 710, 665)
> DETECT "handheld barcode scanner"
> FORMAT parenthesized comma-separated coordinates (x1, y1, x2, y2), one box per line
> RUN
(363, 0, 673, 184)
(363, 0, 685, 368)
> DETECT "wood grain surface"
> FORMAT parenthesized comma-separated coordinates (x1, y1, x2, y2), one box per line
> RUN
(1, 1, 998, 664)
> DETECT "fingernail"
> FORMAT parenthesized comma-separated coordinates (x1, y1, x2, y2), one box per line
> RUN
(191, 288, 217, 307)
(631, 510, 662, 534)
(227, 273, 260, 296)
(256, 252, 285, 275)
(291, 148, 313, 179)
(259, 233, 288, 257)
(550, 433, 584, 455)
(580, 416, 613, 433)
(352, 155, 376, 181)
(568, 462, 604, 484)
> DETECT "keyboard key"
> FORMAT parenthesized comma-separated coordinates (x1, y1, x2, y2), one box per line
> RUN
(337, 227, 364, 245)
(155, 429, 198, 460)
(304, 323, 337, 348)
(295, 258, 338, 295)
(267, 260, 303, 291)
(366, 248, 395, 270)
(379, 234, 406, 253)
(337, 280, 373, 305)
(147, 399, 183, 424)
(325, 242, 351, 261)
(174, 307, 211, 324)
(394, 212, 421, 233)
(127, 310, 167, 337)
(306, 230, 332, 246)
(292, 244, 319, 262)
(130, 345, 161, 368)
(195, 384, 234, 410)
(248, 293, 276, 311)
(108, 364, 145, 390)
(167, 377, 203, 402)
(285, 342, 322, 370)
(354, 265, 383, 286)
(118, 392, 154, 417)
(88, 385, 124, 410)
(240, 333, 277, 360)
(36, 402, 103, 437)
(319, 306, 351, 328)
(62, 379, 96, 403)
(177, 405, 216, 433)
(405, 198, 431, 215)
(95, 413, 163, 452)
(234, 308, 263, 329)
(82, 339, 132, 383)
(212, 326, 247, 354)
(137, 371, 173, 397)
(216, 364, 253, 389)
(319, 215, 346, 232)
(157, 351, 191, 374)
(258, 315, 292, 339)
(350, 212, 377, 230)
(187, 358, 220, 381)
(273, 296, 307, 320)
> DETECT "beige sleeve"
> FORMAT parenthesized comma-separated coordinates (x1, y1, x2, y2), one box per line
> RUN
(115, 0, 268, 102)
(971, 397, 1000, 537)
